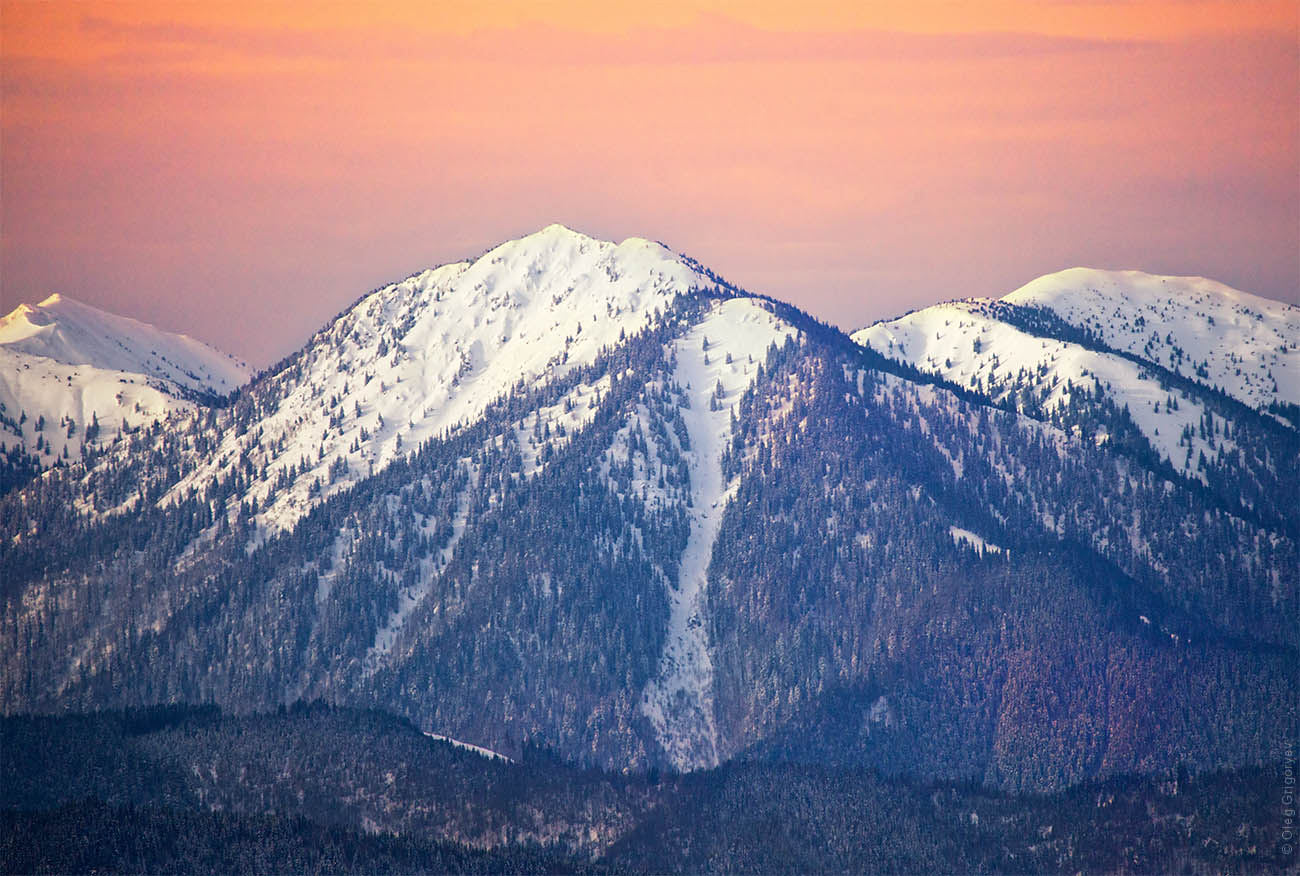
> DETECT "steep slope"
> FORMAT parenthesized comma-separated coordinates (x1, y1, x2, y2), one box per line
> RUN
(1, 239, 1294, 791)
(0, 295, 249, 474)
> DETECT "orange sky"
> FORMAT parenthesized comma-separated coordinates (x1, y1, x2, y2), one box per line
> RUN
(3, 1, 1297, 363)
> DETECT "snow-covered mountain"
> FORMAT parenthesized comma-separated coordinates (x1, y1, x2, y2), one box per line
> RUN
(164, 224, 724, 536)
(140, 225, 794, 769)
(853, 268, 1300, 488)
(0, 294, 249, 469)
(3, 233, 1294, 793)
(1004, 268, 1299, 412)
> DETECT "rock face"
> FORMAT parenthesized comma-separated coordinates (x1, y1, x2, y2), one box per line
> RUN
(1, 228, 1295, 789)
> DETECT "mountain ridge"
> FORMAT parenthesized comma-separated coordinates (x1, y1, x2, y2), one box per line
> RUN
(0, 293, 250, 394)
(1, 228, 1294, 793)
(856, 267, 1299, 416)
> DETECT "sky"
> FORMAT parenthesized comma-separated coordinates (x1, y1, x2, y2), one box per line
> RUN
(2, 0, 1297, 367)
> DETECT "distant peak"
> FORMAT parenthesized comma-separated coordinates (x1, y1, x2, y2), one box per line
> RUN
(1008, 266, 1230, 294)
(515, 223, 595, 246)
(513, 224, 666, 252)
(12, 293, 116, 324)
(1, 295, 74, 326)
(1002, 266, 1290, 313)
(1, 299, 57, 330)
(538, 222, 582, 236)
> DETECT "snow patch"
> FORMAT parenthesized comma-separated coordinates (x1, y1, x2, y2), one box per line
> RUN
(422, 730, 512, 763)
(949, 525, 1004, 556)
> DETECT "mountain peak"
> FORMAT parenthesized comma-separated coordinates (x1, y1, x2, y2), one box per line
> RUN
(536, 222, 586, 238)
(526, 222, 658, 246)
(480, 224, 670, 269)
(163, 224, 715, 534)
(0, 293, 250, 394)
(0, 293, 251, 470)
(481, 223, 603, 264)
(855, 262, 1300, 487)
(1, 294, 92, 342)
(1002, 267, 1292, 313)
(448, 225, 697, 317)
(1001, 267, 1299, 411)
(1, 301, 40, 327)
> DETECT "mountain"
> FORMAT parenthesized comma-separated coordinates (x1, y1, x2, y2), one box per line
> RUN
(1, 230, 1295, 798)
(853, 269, 1300, 531)
(0, 294, 250, 484)
(1003, 268, 1299, 415)
(166, 223, 720, 537)
(855, 267, 1300, 424)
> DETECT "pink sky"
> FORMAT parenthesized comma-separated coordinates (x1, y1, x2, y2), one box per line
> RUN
(2, 2, 1297, 366)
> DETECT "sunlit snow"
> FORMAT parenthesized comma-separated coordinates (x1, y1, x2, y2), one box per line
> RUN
(0, 295, 250, 466)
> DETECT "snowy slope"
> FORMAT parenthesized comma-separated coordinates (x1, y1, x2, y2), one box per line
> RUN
(163, 224, 715, 535)
(1, 294, 248, 395)
(1004, 268, 1300, 413)
(854, 301, 1229, 483)
(853, 269, 1298, 484)
(0, 295, 249, 467)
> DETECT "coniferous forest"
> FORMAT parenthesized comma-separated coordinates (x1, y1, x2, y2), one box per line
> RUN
(2, 705, 1293, 874)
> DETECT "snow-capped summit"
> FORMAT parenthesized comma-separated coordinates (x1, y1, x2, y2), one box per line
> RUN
(439, 223, 707, 318)
(1, 293, 249, 396)
(853, 267, 1299, 487)
(0, 295, 251, 471)
(1003, 268, 1299, 412)
(165, 224, 723, 534)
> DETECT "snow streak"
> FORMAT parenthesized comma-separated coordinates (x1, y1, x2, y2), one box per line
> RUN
(641, 299, 794, 771)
